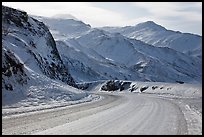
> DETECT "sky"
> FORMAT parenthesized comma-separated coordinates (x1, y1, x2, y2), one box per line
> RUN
(2, 2, 202, 36)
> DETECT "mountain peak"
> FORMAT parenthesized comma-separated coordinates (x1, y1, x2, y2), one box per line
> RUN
(142, 21, 156, 25)
(52, 14, 78, 20)
(136, 21, 166, 31)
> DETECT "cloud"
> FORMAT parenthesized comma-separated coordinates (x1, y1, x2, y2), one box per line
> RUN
(2, 2, 127, 27)
(2, 2, 202, 35)
(131, 2, 202, 22)
(129, 2, 202, 35)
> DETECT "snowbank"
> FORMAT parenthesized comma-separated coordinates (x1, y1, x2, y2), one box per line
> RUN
(97, 80, 202, 98)
(2, 68, 100, 116)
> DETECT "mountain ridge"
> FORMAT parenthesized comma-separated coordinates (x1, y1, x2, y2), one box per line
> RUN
(100, 21, 202, 58)
(34, 15, 202, 84)
(2, 5, 77, 91)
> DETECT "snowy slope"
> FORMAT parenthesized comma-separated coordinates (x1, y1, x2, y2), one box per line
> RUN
(56, 39, 145, 82)
(37, 15, 201, 84)
(100, 21, 202, 58)
(75, 28, 201, 83)
(2, 6, 94, 109)
(2, 67, 98, 115)
(2, 6, 76, 87)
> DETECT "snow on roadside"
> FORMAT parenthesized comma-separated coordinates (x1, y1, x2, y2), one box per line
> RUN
(134, 82, 201, 98)
(130, 81, 202, 135)
(96, 80, 202, 98)
(2, 67, 101, 117)
(182, 104, 202, 135)
(168, 100, 202, 135)
(92, 80, 202, 134)
(2, 94, 101, 117)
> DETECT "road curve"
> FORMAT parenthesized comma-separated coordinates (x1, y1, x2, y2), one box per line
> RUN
(2, 92, 188, 135)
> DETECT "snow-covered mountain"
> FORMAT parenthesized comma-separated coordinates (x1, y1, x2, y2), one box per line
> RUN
(56, 39, 144, 82)
(32, 15, 91, 39)
(2, 6, 76, 87)
(75, 29, 201, 83)
(51, 14, 79, 20)
(36, 16, 201, 84)
(2, 6, 97, 107)
(100, 21, 202, 58)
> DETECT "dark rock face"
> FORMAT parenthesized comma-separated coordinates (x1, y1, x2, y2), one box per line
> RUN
(2, 48, 29, 91)
(2, 5, 77, 88)
(176, 81, 184, 84)
(152, 86, 158, 90)
(77, 83, 91, 90)
(2, 6, 28, 27)
(101, 80, 131, 91)
(129, 84, 139, 92)
(140, 86, 149, 92)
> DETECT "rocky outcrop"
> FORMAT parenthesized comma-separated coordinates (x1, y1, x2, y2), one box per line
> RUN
(2, 48, 29, 91)
(2, 5, 76, 88)
(101, 80, 131, 91)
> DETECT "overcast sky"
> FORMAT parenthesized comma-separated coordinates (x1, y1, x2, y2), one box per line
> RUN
(2, 2, 202, 36)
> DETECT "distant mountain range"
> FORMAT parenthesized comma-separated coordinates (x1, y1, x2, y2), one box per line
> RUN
(100, 21, 202, 58)
(33, 14, 202, 84)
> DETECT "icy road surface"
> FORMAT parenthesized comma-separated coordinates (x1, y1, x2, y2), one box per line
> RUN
(2, 92, 200, 135)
